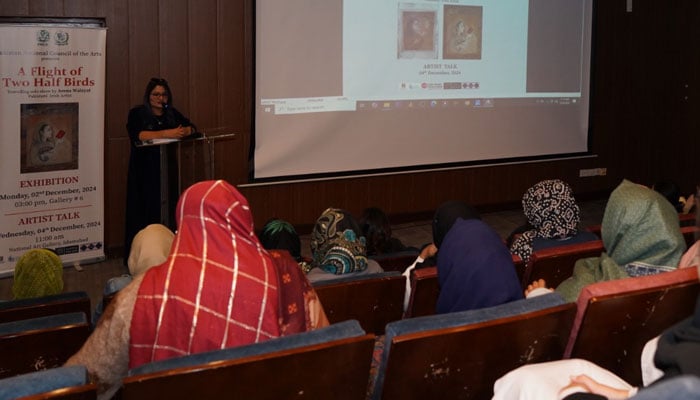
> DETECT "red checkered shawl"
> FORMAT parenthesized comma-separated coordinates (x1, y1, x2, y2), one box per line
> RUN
(129, 180, 310, 368)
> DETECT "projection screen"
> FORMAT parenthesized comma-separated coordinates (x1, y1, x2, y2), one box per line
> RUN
(253, 0, 593, 181)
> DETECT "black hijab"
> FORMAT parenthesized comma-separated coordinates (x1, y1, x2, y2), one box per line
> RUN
(432, 200, 480, 247)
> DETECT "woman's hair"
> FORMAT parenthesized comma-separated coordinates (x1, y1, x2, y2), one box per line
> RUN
(259, 218, 302, 261)
(653, 180, 683, 212)
(359, 207, 392, 256)
(142, 77, 173, 113)
(432, 200, 480, 248)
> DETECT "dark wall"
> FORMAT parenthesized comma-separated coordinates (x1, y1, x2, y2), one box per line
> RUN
(3, 0, 698, 256)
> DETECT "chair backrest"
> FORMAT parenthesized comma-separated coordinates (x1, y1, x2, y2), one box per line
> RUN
(681, 225, 698, 248)
(0, 312, 91, 379)
(521, 240, 605, 289)
(373, 293, 576, 400)
(121, 320, 375, 400)
(679, 212, 696, 227)
(586, 224, 602, 238)
(312, 272, 405, 334)
(370, 250, 420, 273)
(404, 255, 525, 319)
(0, 365, 96, 400)
(404, 266, 439, 318)
(0, 291, 91, 324)
(566, 267, 700, 386)
(511, 254, 526, 287)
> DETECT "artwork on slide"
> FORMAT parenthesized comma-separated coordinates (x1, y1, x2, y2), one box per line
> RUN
(443, 5, 483, 60)
(398, 5, 438, 59)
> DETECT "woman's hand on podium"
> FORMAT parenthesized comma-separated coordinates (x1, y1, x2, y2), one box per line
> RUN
(164, 125, 192, 139)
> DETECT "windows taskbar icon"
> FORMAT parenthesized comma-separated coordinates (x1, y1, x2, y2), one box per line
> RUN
(356, 98, 493, 111)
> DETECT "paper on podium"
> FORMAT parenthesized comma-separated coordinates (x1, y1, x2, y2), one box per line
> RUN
(136, 132, 205, 147)
(142, 138, 180, 145)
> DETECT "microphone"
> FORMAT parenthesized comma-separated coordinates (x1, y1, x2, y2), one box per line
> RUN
(161, 102, 168, 109)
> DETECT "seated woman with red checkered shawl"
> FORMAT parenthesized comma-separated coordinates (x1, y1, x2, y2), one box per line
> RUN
(66, 180, 329, 399)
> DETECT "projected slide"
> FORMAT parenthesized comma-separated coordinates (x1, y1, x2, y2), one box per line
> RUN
(255, 0, 592, 180)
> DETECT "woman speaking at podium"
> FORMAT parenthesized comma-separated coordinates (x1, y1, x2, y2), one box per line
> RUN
(124, 77, 196, 263)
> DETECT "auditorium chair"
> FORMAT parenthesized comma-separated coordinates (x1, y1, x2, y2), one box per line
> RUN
(0, 291, 91, 324)
(520, 240, 605, 289)
(369, 249, 420, 273)
(0, 365, 96, 400)
(0, 312, 91, 379)
(120, 320, 375, 400)
(681, 225, 698, 248)
(404, 255, 525, 319)
(403, 266, 438, 319)
(679, 212, 696, 227)
(586, 224, 602, 238)
(372, 293, 576, 400)
(312, 272, 405, 335)
(512, 254, 526, 288)
(565, 267, 700, 386)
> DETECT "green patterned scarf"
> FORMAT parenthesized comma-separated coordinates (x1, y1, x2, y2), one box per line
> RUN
(556, 180, 685, 302)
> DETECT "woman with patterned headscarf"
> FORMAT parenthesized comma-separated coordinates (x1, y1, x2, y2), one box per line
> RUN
(66, 180, 328, 399)
(306, 208, 384, 282)
(510, 179, 599, 262)
(527, 180, 686, 302)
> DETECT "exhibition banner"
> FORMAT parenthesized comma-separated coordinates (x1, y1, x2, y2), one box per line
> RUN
(0, 23, 106, 276)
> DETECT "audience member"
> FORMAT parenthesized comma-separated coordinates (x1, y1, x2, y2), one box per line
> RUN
(306, 207, 383, 282)
(259, 218, 311, 272)
(510, 179, 598, 262)
(436, 208, 524, 314)
(684, 190, 697, 215)
(526, 179, 686, 302)
(493, 277, 700, 399)
(402, 200, 523, 313)
(652, 179, 684, 213)
(66, 180, 328, 399)
(126, 223, 174, 277)
(11, 249, 63, 300)
(652, 180, 696, 215)
(402, 200, 479, 311)
(259, 218, 302, 261)
(681, 241, 700, 269)
(93, 224, 174, 323)
(678, 187, 700, 267)
(359, 207, 415, 256)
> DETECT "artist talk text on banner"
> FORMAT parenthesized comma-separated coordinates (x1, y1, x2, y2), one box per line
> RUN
(0, 23, 106, 275)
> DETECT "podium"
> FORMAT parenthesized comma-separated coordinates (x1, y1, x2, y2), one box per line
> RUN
(135, 130, 237, 227)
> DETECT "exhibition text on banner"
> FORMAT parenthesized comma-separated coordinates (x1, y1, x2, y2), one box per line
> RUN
(0, 23, 106, 275)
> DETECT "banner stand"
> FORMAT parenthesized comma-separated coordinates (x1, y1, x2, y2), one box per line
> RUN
(0, 19, 107, 276)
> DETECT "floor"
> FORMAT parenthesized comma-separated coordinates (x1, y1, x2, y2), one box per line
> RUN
(0, 198, 608, 316)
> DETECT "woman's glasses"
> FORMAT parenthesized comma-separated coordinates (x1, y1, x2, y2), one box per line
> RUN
(150, 92, 168, 98)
